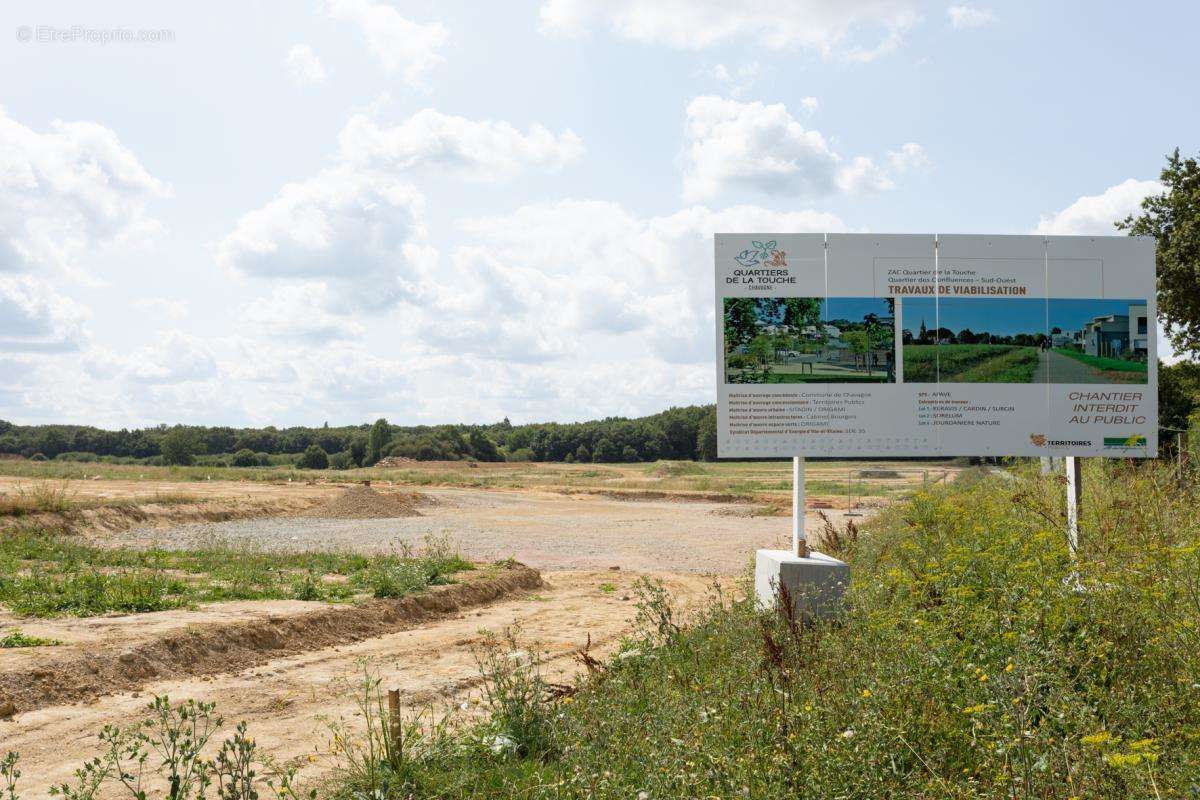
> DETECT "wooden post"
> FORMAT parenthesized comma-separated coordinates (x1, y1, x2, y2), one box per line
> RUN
(1065, 456, 1082, 558)
(387, 688, 401, 753)
(792, 456, 808, 558)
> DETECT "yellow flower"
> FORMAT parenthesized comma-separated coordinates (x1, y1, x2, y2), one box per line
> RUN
(861, 689, 872, 698)
(978, 673, 989, 682)
(962, 703, 989, 715)
(1005, 662, 1014, 673)
(1081, 731, 1115, 747)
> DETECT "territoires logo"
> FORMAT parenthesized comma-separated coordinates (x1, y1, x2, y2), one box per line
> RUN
(1029, 434, 1094, 449)
(735, 240, 787, 268)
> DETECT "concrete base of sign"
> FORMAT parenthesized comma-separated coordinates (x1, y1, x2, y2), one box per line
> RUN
(754, 549, 850, 621)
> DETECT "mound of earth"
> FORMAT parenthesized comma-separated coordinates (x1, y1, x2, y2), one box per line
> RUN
(308, 485, 424, 518)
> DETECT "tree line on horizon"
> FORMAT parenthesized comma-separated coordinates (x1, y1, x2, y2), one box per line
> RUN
(0, 405, 719, 468)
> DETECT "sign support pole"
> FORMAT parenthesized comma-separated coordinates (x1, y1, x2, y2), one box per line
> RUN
(1065, 456, 1082, 558)
(792, 456, 808, 557)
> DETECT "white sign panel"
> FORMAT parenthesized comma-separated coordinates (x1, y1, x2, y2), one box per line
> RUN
(715, 234, 1157, 458)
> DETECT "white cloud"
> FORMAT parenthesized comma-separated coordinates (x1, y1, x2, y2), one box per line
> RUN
(0, 106, 168, 276)
(681, 96, 920, 202)
(449, 199, 847, 364)
(323, 0, 448, 87)
(1034, 178, 1162, 236)
(133, 296, 188, 321)
(337, 109, 584, 180)
(799, 97, 819, 113)
(539, 0, 918, 62)
(88, 330, 218, 385)
(284, 44, 329, 87)
(947, 5, 996, 29)
(0, 275, 87, 352)
(215, 166, 426, 311)
(887, 142, 930, 172)
(705, 62, 759, 98)
(241, 282, 366, 342)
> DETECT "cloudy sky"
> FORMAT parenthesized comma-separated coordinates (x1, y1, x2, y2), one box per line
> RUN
(1, 1, 1195, 428)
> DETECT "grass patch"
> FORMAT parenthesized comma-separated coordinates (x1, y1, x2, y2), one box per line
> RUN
(905, 344, 1040, 383)
(0, 628, 61, 648)
(0, 531, 472, 617)
(318, 459, 1200, 798)
(1052, 348, 1149, 374)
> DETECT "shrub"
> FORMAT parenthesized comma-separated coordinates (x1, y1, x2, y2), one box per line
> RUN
(230, 449, 258, 467)
(329, 450, 353, 470)
(620, 445, 638, 463)
(298, 444, 329, 470)
(28, 453, 46, 462)
(159, 428, 204, 466)
(506, 448, 534, 462)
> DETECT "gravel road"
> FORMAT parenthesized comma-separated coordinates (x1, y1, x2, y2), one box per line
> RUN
(106, 487, 835, 574)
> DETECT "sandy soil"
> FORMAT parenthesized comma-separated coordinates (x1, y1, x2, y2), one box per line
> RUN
(97, 487, 864, 573)
(0, 570, 714, 797)
(0, 472, 914, 797)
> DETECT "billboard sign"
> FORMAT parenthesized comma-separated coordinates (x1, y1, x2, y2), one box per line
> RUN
(715, 234, 1157, 458)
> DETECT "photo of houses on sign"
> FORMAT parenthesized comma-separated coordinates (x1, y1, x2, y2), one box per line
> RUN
(902, 297, 1149, 384)
(723, 297, 895, 383)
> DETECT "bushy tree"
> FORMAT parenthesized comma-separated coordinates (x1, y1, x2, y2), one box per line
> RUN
(298, 443, 329, 469)
(230, 449, 257, 467)
(696, 407, 717, 461)
(574, 444, 591, 463)
(1119, 149, 1200, 358)
(468, 429, 502, 462)
(366, 418, 391, 466)
(621, 445, 639, 463)
(160, 428, 204, 466)
(593, 438, 619, 462)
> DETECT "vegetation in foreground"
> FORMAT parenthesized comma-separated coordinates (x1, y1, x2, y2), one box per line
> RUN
(904, 344, 1041, 383)
(0, 532, 471, 617)
(2, 458, 1197, 798)
(323, 457, 1199, 798)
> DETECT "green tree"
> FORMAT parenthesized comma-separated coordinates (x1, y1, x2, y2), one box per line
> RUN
(621, 445, 639, 462)
(160, 428, 204, 466)
(723, 298, 758, 351)
(574, 443, 591, 463)
(230, 448, 257, 467)
(1159, 361, 1200, 432)
(468, 429, 502, 462)
(298, 443, 329, 469)
(593, 438, 619, 462)
(1118, 149, 1200, 357)
(696, 407, 717, 461)
(366, 418, 391, 466)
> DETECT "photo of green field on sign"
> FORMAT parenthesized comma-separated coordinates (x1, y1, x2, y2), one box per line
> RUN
(903, 297, 1149, 383)
(723, 297, 895, 383)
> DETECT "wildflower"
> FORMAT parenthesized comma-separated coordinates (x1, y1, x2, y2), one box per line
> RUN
(1081, 731, 1115, 747)
(840, 728, 855, 740)
(861, 689, 872, 698)
(1104, 752, 1143, 768)
(1005, 662, 1014, 673)
(978, 673, 989, 682)
(962, 704, 989, 715)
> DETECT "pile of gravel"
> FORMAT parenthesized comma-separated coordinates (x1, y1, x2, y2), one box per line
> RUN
(307, 485, 423, 519)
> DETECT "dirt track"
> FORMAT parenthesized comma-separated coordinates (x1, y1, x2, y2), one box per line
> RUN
(1, 569, 714, 796)
(0, 475, 884, 797)
(100, 487, 851, 573)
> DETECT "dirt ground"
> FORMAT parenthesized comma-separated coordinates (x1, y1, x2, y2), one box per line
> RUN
(1, 570, 714, 796)
(0, 468, 940, 797)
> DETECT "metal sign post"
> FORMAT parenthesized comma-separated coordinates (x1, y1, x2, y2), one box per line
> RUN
(792, 456, 808, 557)
(1065, 456, 1082, 558)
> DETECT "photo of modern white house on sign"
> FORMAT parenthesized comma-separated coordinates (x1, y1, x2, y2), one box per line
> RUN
(902, 297, 1149, 384)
